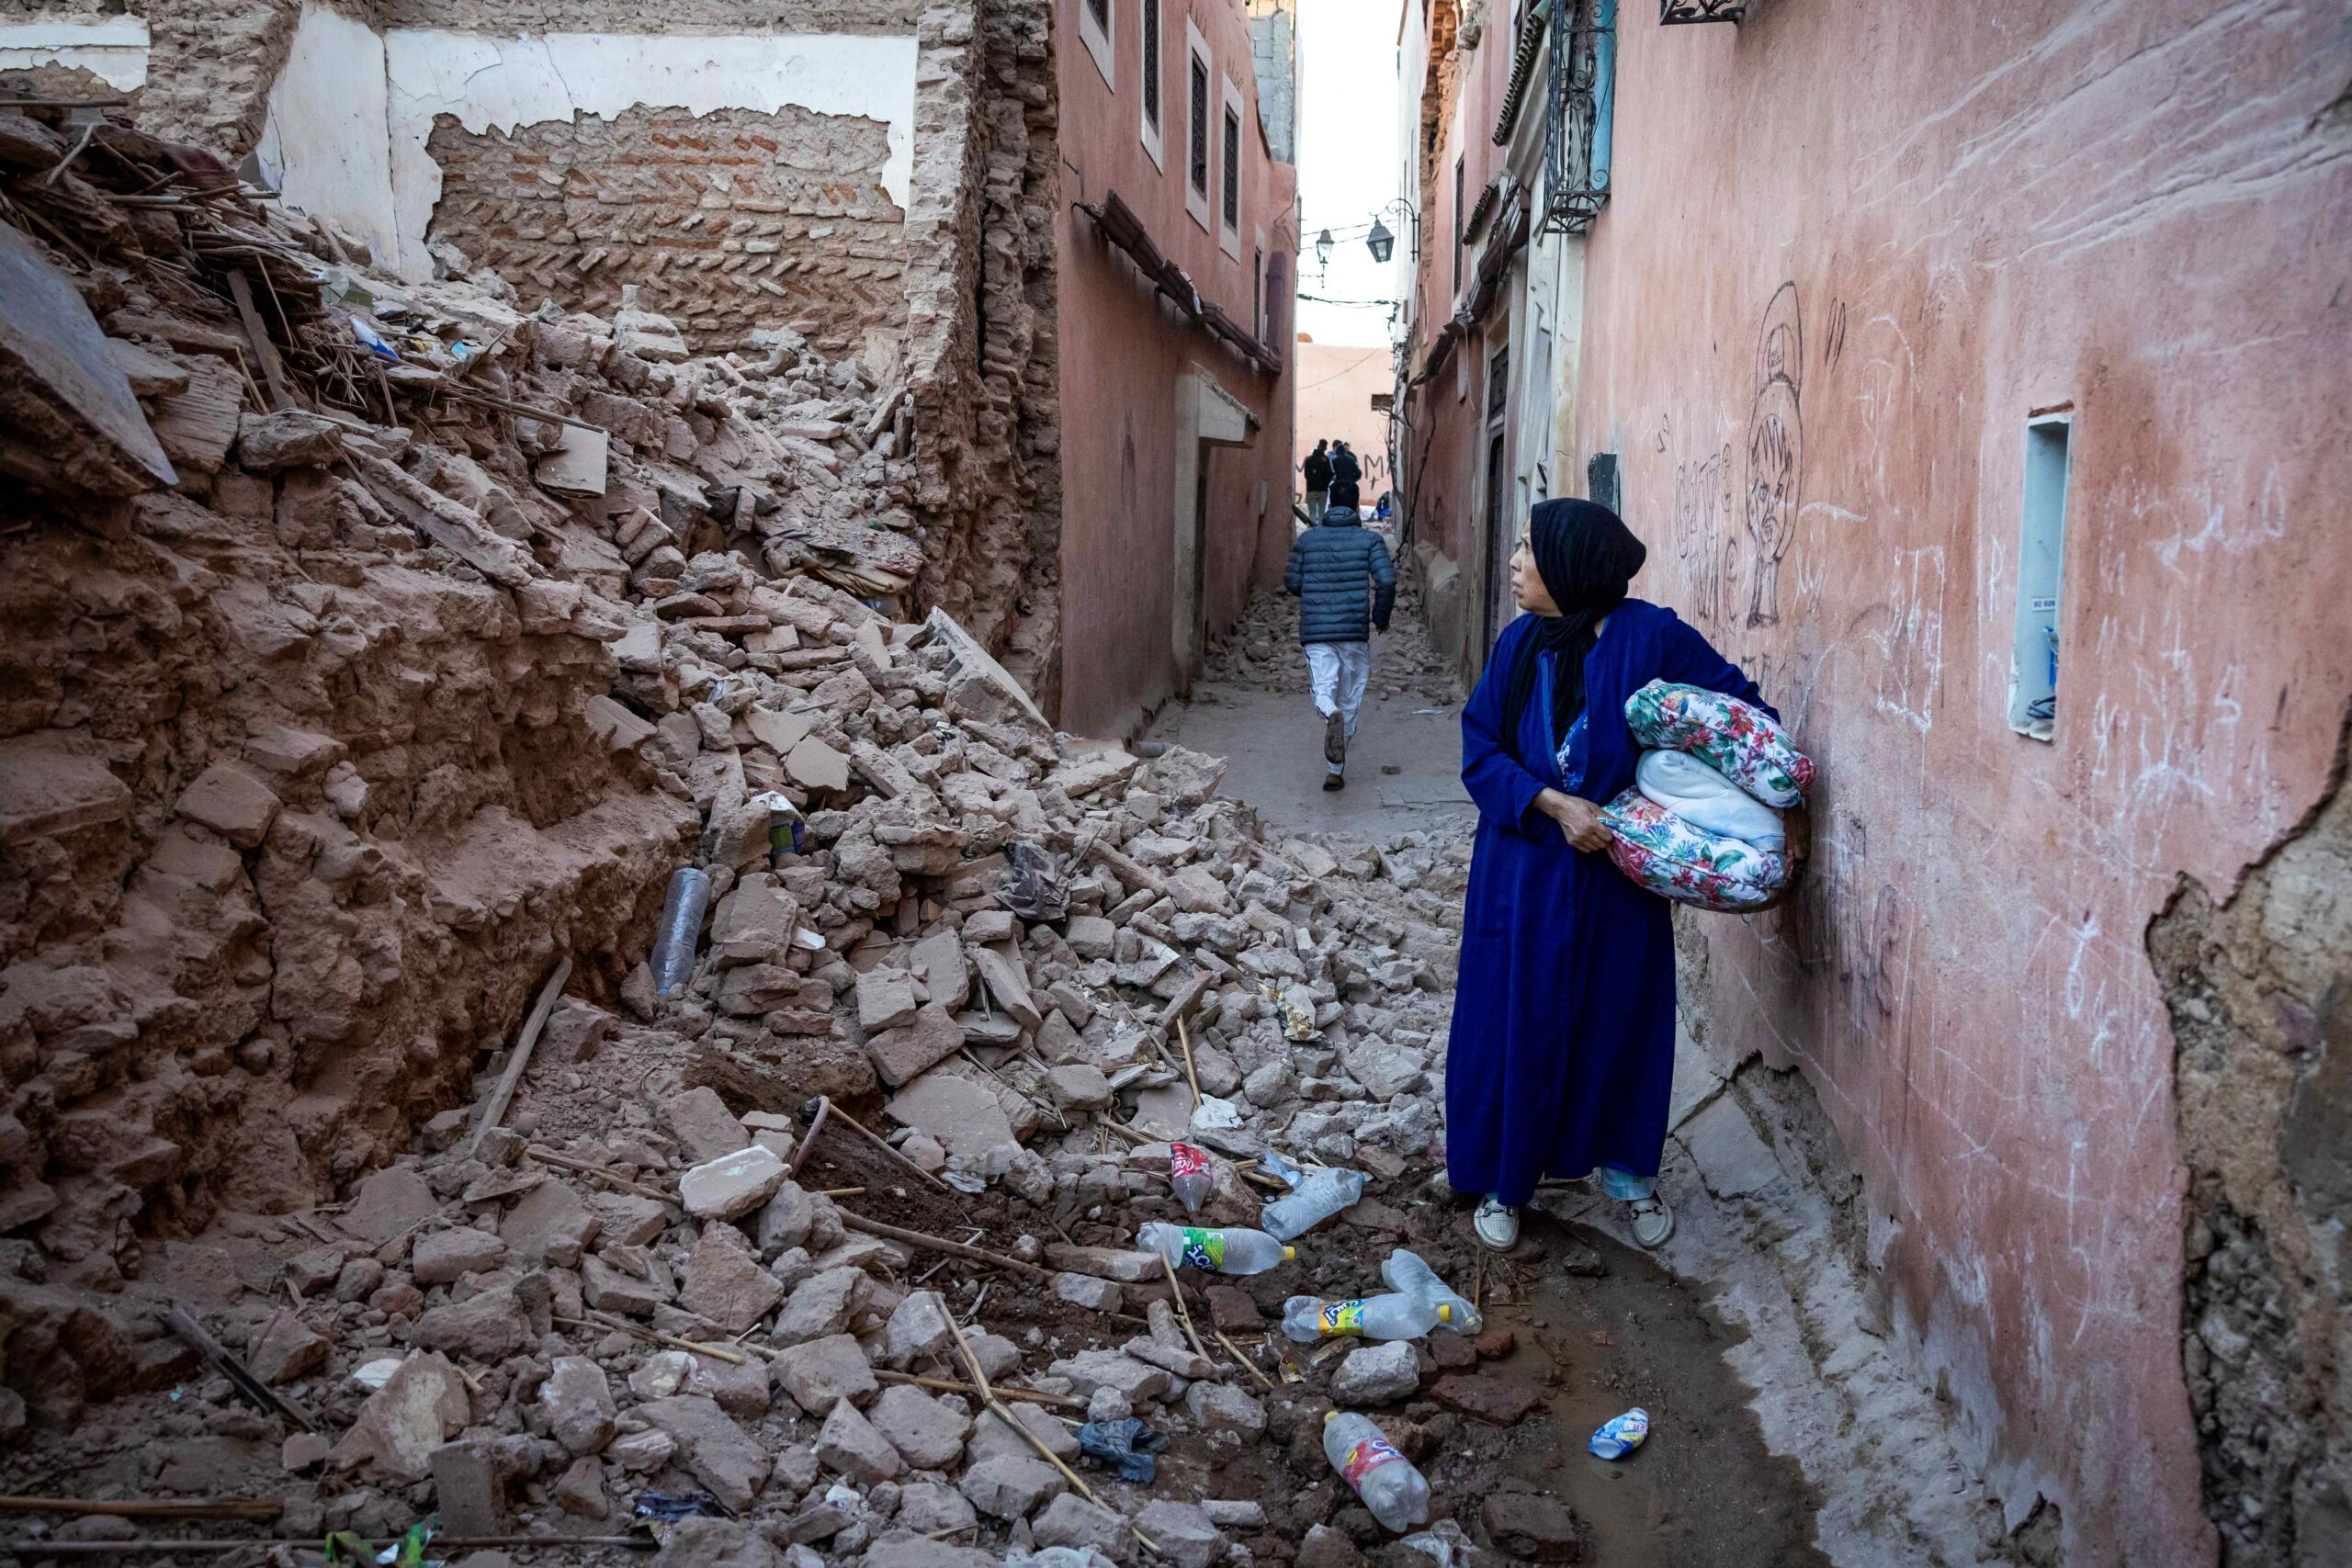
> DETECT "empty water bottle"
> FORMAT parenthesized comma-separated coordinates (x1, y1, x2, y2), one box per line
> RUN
(1169, 1143, 1214, 1213)
(650, 866, 711, 998)
(1260, 1165, 1367, 1241)
(1136, 1222, 1295, 1276)
(1381, 1248, 1482, 1334)
(1282, 1292, 1453, 1342)
(1323, 1411, 1430, 1533)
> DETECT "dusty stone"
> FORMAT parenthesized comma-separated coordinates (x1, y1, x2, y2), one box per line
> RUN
(1134, 1501, 1222, 1568)
(329, 1352, 470, 1481)
(1052, 1271, 1124, 1314)
(1033, 1493, 1127, 1555)
(910, 929, 970, 1010)
(1481, 1492, 1584, 1561)
(1430, 1373, 1543, 1426)
(1430, 1332, 1478, 1371)
(882, 1290, 954, 1367)
(1202, 1499, 1264, 1529)
(814, 1396, 905, 1484)
(773, 1266, 871, 1346)
(771, 1333, 876, 1415)
(687, 1351, 774, 1418)
(1046, 1348, 1172, 1404)
(1679, 1096, 1783, 1198)
(234, 409, 345, 471)
(681, 1226, 785, 1333)
(865, 1002, 967, 1088)
(339, 1166, 438, 1245)
(1204, 1286, 1261, 1332)
(754, 1180, 816, 1254)
(886, 1072, 1016, 1158)
(967, 1403, 1080, 1464)
(856, 967, 920, 1032)
(680, 1145, 790, 1221)
(554, 1453, 607, 1519)
(413, 1226, 508, 1286)
(708, 873, 800, 965)
(1065, 915, 1115, 960)
(896, 1481, 978, 1537)
(582, 1254, 668, 1316)
(956, 1452, 1066, 1519)
(867, 1384, 973, 1469)
(969, 943, 1044, 1030)
(174, 761, 280, 848)
(1044, 1245, 1163, 1283)
(1331, 1341, 1420, 1405)
(245, 1312, 328, 1385)
(661, 1087, 752, 1163)
(636, 1394, 772, 1510)
(501, 1179, 600, 1267)
(1045, 1064, 1114, 1111)
(650, 1516, 782, 1568)
(540, 1356, 617, 1455)
(1474, 1327, 1516, 1359)
(608, 1429, 676, 1472)
(1295, 1523, 1366, 1568)
(1184, 1379, 1266, 1438)
(411, 1283, 533, 1360)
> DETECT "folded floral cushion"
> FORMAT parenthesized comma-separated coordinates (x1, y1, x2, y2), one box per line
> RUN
(1600, 789, 1790, 912)
(1623, 681, 1813, 807)
(1635, 750, 1785, 851)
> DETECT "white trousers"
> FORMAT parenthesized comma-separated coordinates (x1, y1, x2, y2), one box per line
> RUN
(1306, 641, 1371, 765)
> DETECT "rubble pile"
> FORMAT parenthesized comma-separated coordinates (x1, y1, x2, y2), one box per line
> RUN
(0, 93, 1598, 1568)
(1200, 576, 1456, 705)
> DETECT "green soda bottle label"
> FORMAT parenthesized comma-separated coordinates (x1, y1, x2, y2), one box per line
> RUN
(1179, 1228, 1225, 1269)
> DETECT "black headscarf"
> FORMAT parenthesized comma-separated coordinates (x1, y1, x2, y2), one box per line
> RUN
(1498, 498, 1648, 763)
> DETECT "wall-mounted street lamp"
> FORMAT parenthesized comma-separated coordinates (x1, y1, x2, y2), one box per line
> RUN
(1315, 228, 1335, 270)
(1365, 198, 1419, 264)
(1366, 218, 1396, 264)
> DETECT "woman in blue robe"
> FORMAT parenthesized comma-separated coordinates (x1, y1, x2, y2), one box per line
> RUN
(1444, 499, 1774, 1251)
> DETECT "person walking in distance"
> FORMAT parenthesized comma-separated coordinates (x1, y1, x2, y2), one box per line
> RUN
(1284, 498, 1396, 790)
(1303, 439, 1332, 522)
(1329, 440, 1364, 514)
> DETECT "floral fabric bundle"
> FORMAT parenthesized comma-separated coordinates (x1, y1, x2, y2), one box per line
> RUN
(1623, 680, 1815, 807)
(1600, 791, 1791, 912)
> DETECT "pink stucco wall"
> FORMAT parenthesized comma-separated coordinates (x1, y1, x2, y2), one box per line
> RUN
(1569, 5, 2351, 1563)
(1054, 0, 1299, 737)
(1295, 341, 1395, 506)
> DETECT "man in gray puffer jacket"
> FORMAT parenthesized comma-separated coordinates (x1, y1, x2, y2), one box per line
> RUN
(1283, 503, 1397, 790)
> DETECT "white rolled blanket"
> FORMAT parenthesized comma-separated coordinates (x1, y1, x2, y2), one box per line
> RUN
(1635, 750, 1786, 852)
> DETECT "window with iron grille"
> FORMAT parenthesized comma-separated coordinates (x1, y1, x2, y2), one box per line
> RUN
(1190, 57, 1210, 194)
(1222, 107, 1240, 229)
(1143, 0, 1160, 129)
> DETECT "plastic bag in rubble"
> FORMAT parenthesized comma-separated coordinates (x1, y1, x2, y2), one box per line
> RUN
(998, 840, 1069, 922)
(1076, 1416, 1168, 1483)
(635, 1490, 735, 1522)
(1261, 983, 1318, 1042)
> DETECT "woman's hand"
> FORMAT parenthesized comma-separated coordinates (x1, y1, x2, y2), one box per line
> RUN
(1536, 789, 1614, 852)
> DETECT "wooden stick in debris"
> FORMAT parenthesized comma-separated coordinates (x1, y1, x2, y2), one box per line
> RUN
(224, 270, 294, 412)
(1216, 1328, 1277, 1390)
(0, 1499, 281, 1522)
(781, 1095, 831, 1179)
(873, 1368, 1085, 1411)
(160, 1310, 316, 1432)
(0, 96, 130, 108)
(469, 957, 571, 1157)
(943, 1309, 1158, 1555)
(1080, 839, 1169, 901)
(1159, 1254, 1215, 1365)
(1175, 1015, 1204, 1105)
(838, 1213, 1053, 1280)
(821, 1101, 960, 1197)
(436, 387, 606, 434)
(554, 1312, 748, 1366)
(522, 1145, 672, 1202)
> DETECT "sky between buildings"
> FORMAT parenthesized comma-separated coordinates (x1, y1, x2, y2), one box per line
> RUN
(1293, 0, 1407, 348)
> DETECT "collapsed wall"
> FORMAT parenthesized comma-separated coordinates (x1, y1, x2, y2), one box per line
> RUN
(2149, 707, 2352, 1568)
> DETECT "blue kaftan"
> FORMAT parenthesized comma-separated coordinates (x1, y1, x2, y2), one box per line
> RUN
(1443, 601, 1772, 1208)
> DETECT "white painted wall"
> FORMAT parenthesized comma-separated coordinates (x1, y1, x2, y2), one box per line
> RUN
(0, 15, 151, 90)
(252, 6, 399, 268)
(247, 4, 920, 281)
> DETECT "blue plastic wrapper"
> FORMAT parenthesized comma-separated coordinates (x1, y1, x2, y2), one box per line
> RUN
(1077, 1416, 1168, 1483)
(1588, 1406, 1650, 1461)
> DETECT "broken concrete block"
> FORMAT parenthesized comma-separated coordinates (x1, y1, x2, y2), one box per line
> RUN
(1052, 1272, 1124, 1314)
(339, 1167, 439, 1245)
(865, 1384, 972, 1470)
(814, 1396, 905, 1484)
(769, 1333, 876, 1416)
(540, 1356, 617, 1455)
(886, 1071, 1017, 1159)
(1033, 1494, 1128, 1557)
(969, 942, 1043, 1031)
(1134, 1501, 1223, 1568)
(957, 1452, 1066, 1520)
(882, 1290, 954, 1368)
(636, 1394, 771, 1511)
(1045, 1348, 1172, 1404)
(501, 1178, 600, 1267)
(679, 1145, 790, 1221)
(680, 1225, 785, 1333)
(709, 874, 800, 966)
(910, 929, 969, 1011)
(785, 736, 851, 792)
(856, 967, 920, 1032)
(1044, 1064, 1114, 1111)
(245, 1312, 328, 1385)
(234, 409, 345, 472)
(0, 736, 133, 847)
(865, 1002, 966, 1088)
(1185, 1379, 1266, 1438)
(662, 1087, 752, 1164)
(411, 1227, 507, 1286)
(1329, 1340, 1419, 1404)
(328, 1352, 469, 1481)
(174, 761, 280, 849)
(773, 1266, 871, 1347)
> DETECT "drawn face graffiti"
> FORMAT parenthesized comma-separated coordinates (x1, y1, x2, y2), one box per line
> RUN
(1743, 283, 1804, 626)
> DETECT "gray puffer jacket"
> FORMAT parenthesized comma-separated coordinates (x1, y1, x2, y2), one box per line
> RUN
(1284, 509, 1397, 645)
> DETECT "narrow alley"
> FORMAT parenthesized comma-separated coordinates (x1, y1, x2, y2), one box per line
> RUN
(0, 5, 2345, 1568)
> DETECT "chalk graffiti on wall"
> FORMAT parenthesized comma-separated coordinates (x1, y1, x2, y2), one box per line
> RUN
(1674, 441, 1736, 628)
(1744, 282, 1805, 626)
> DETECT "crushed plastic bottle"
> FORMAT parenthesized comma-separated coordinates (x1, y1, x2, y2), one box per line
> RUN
(1136, 1222, 1295, 1276)
(1282, 1292, 1453, 1342)
(1589, 1407, 1649, 1460)
(1381, 1248, 1482, 1333)
(1260, 1164, 1367, 1241)
(1323, 1411, 1431, 1533)
(752, 792, 805, 870)
(1169, 1143, 1214, 1213)
(650, 866, 711, 998)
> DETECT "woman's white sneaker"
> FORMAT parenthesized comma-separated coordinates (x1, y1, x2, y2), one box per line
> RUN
(1629, 1194, 1675, 1248)
(1473, 1195, 1520, 1251)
